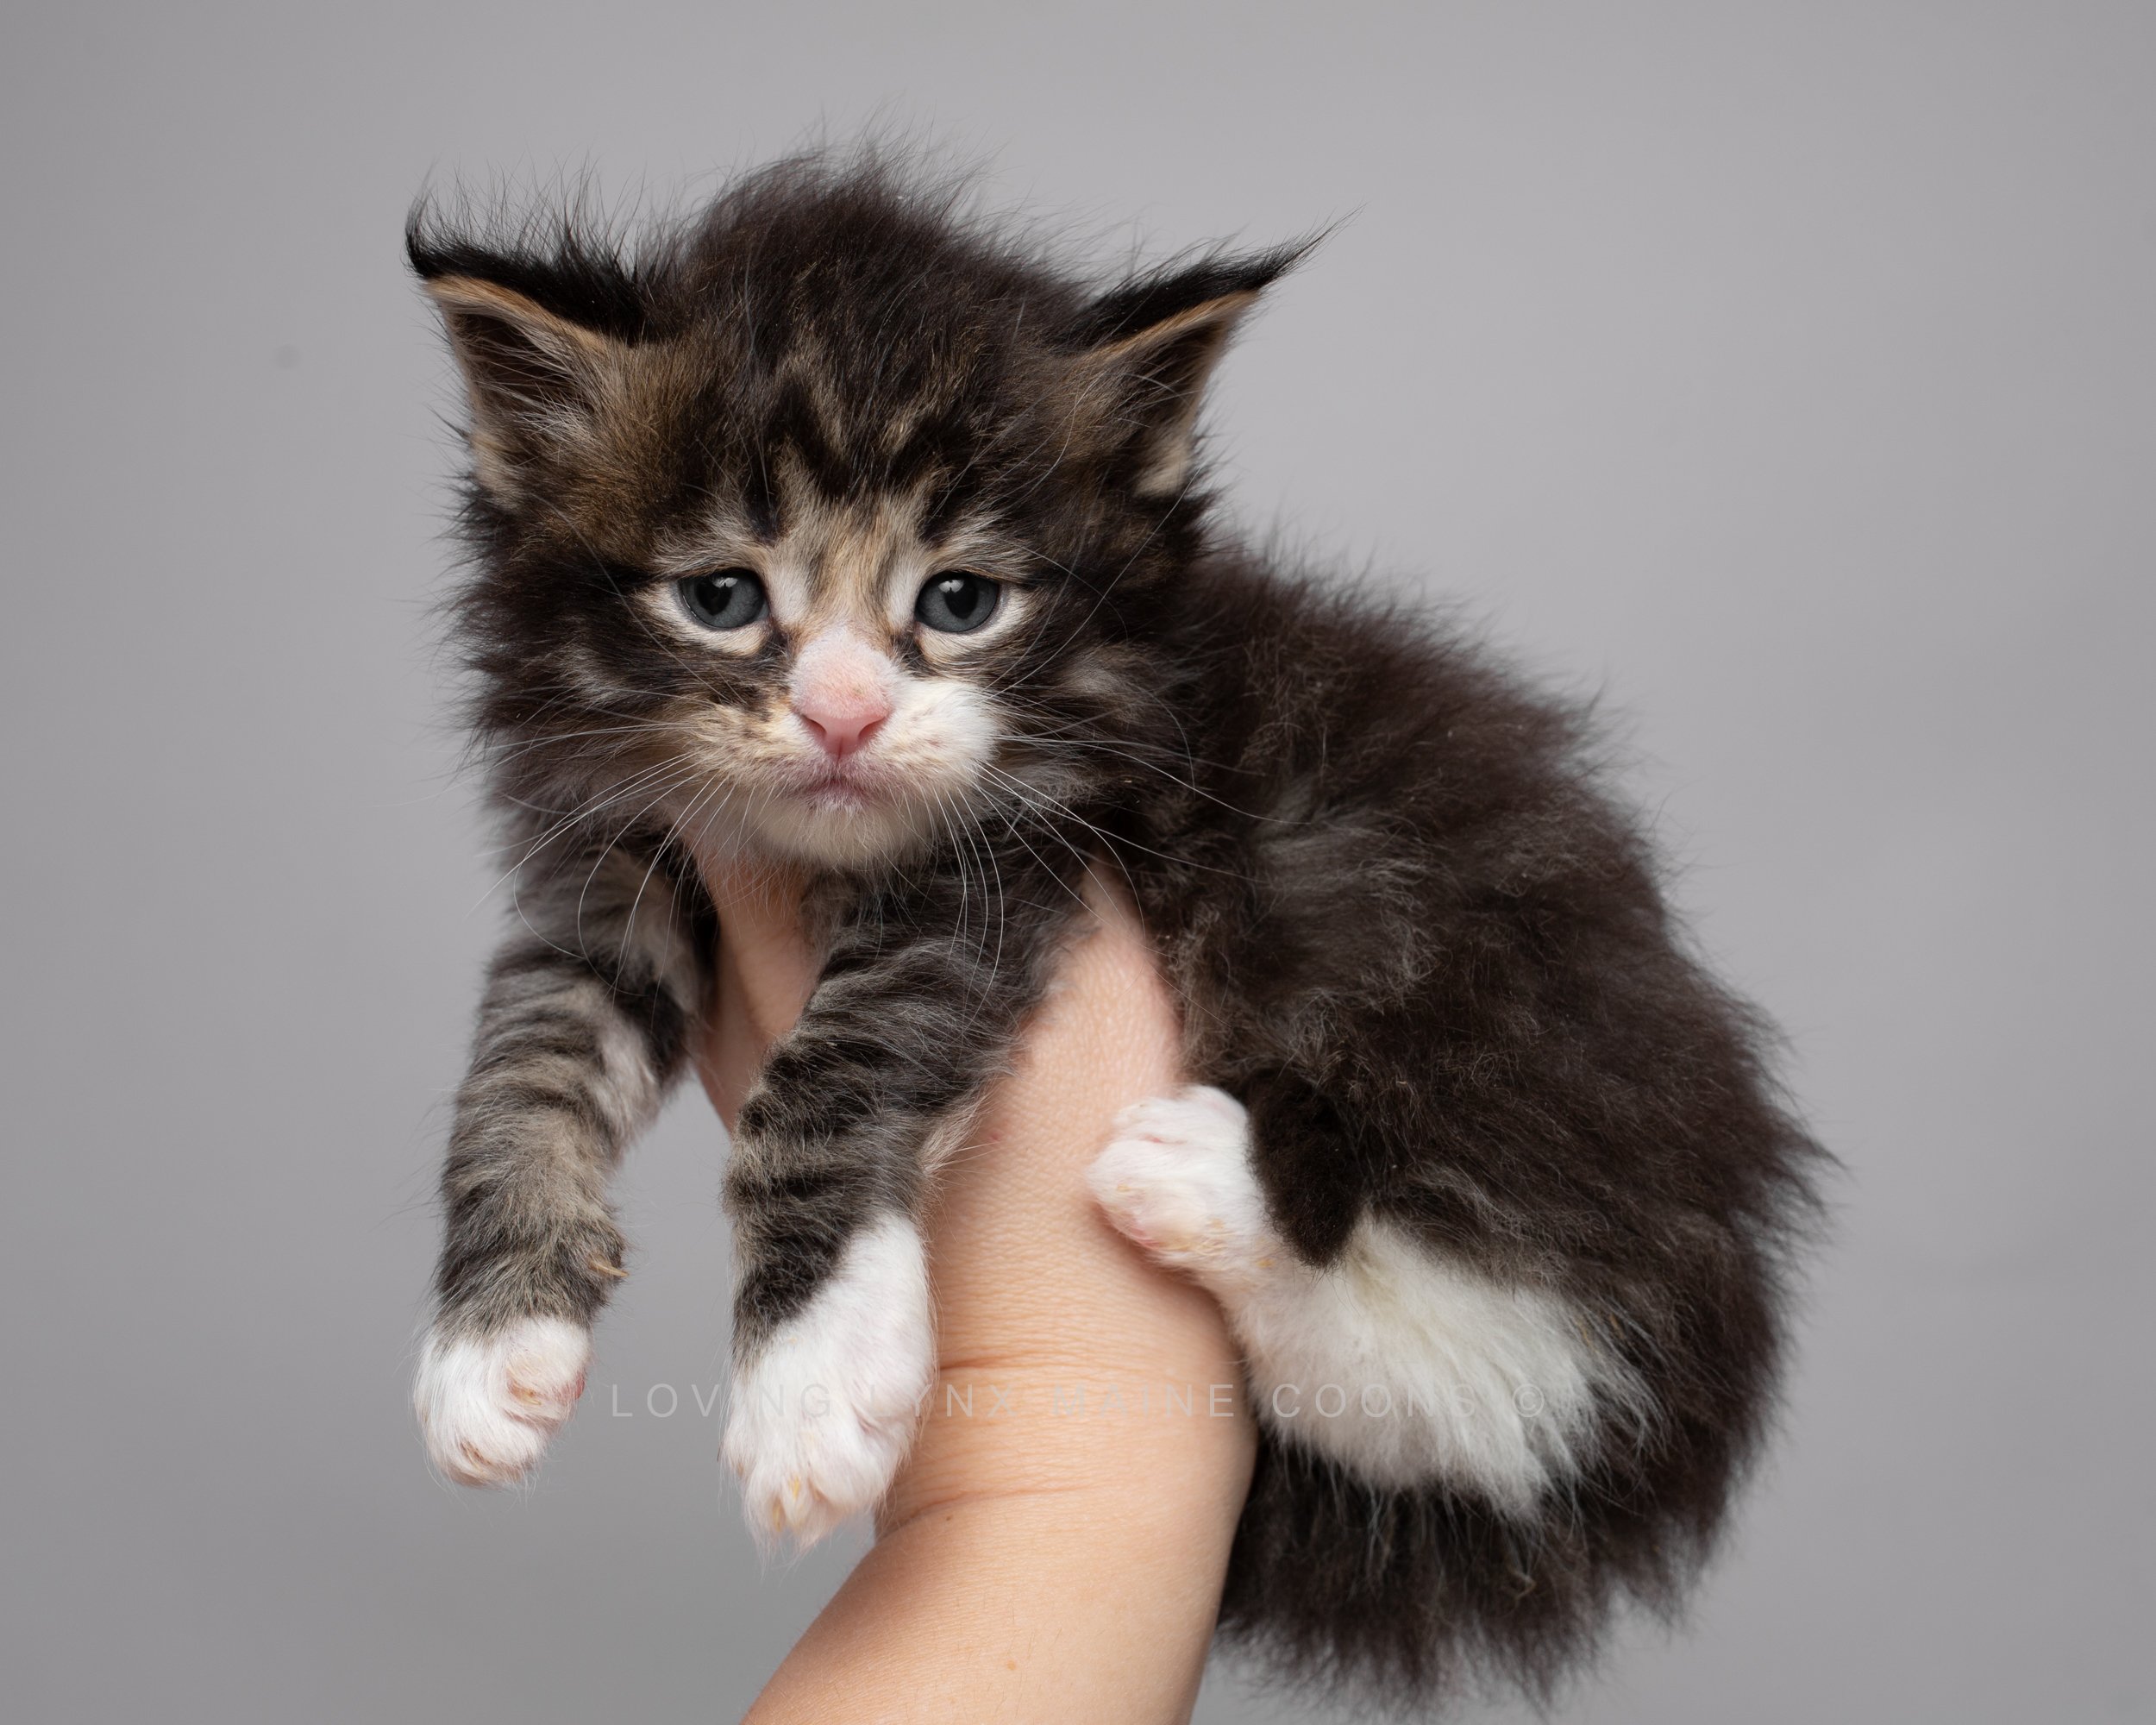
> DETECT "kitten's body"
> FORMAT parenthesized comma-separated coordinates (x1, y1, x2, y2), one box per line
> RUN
(411, 158, 1821, 1706)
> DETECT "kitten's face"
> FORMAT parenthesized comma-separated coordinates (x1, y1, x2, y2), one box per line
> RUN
(422, 187, 1288, 872)
(619, 480, 1058, 870)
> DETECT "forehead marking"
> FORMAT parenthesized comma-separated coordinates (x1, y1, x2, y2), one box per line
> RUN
(780, 483, 924, 639)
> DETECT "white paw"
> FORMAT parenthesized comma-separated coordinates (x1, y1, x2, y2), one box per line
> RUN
(414, 1315, 591, 1487)
(1087, 1085, 1281, 1290)
(721, 1213, 934, 1547)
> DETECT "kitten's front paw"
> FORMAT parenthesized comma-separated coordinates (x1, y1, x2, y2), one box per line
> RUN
(721, 1214, 933, 1547)
(1087, 1086, 1281, 1291)
(414, 1315, 591, 1487)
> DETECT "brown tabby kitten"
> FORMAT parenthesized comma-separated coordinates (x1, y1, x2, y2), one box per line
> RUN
(409, 155, 1821, 1709)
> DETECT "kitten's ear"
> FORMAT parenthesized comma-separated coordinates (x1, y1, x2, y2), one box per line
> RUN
(1062, 242, 1310, 498)
(420, 273, 629, 504)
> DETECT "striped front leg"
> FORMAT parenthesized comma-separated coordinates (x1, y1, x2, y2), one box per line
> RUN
(719, 873, 1069, 1545)
(415, 837, 708, 1485)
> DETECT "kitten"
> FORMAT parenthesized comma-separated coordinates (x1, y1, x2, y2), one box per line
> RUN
(409, 155, 1822, 1706)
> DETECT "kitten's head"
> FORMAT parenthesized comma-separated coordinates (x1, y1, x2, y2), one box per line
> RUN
(415, 158, 1301, 871)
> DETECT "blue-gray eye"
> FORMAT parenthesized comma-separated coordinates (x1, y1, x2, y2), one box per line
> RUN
(915, 572, 1000, 634)
(677, 569, 768, 630)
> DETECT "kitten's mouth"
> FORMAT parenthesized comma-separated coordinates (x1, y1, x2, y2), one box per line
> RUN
(791, 766, 889, 812)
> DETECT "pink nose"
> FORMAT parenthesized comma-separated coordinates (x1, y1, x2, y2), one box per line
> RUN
(792, 630, 896, 760)
(796, 699, 889, 758)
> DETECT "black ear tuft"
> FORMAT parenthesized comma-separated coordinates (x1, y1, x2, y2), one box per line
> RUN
(1069, 238, 1316, 352)
(405, 196, 651, 342)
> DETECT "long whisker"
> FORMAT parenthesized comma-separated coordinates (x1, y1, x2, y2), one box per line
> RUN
(466, 756, 711, 919)
(981, 761, 1258, 885)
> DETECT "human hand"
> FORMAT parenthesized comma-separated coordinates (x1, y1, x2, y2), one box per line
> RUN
(692, 857, 1255, 1724)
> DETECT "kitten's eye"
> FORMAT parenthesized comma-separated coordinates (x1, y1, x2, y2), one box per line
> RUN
(677, 568, 768, 630)
(914, 572, 1001, 635)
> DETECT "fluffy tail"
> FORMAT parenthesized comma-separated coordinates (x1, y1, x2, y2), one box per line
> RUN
(1219, 1441, 1690, 1709)
(1217, 1234, 1804, 1712)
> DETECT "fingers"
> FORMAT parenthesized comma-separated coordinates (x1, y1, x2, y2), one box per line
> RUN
(692, 860, 818, 1126)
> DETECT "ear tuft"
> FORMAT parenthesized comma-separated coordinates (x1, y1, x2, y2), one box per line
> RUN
(1073, 240, 1313, 351)
(1062, 240, 1313, 498)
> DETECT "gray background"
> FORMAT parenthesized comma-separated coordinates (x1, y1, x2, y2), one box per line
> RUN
(3, 3, 2149, 1721)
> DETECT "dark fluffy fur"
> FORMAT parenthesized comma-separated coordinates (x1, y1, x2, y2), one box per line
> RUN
(411, 154, 1822, 1710)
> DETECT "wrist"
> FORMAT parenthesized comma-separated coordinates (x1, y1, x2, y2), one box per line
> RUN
(748, 1368, 1250, 1725)
(880, 1354, 1256, 1535)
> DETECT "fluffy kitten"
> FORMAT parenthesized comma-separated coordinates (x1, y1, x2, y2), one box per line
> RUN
(409, 155, 1821, 1707)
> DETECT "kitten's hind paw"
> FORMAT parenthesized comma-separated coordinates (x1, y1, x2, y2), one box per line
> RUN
(414, 1315, 591, 1487)
(1087, 1086, 1281, 1293)
(721, 1213, 934, 1548)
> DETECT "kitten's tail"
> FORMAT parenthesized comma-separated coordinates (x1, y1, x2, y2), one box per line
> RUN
(1215, 1230, 1807, 1719)
(1219, 1425, 1727, 1713)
